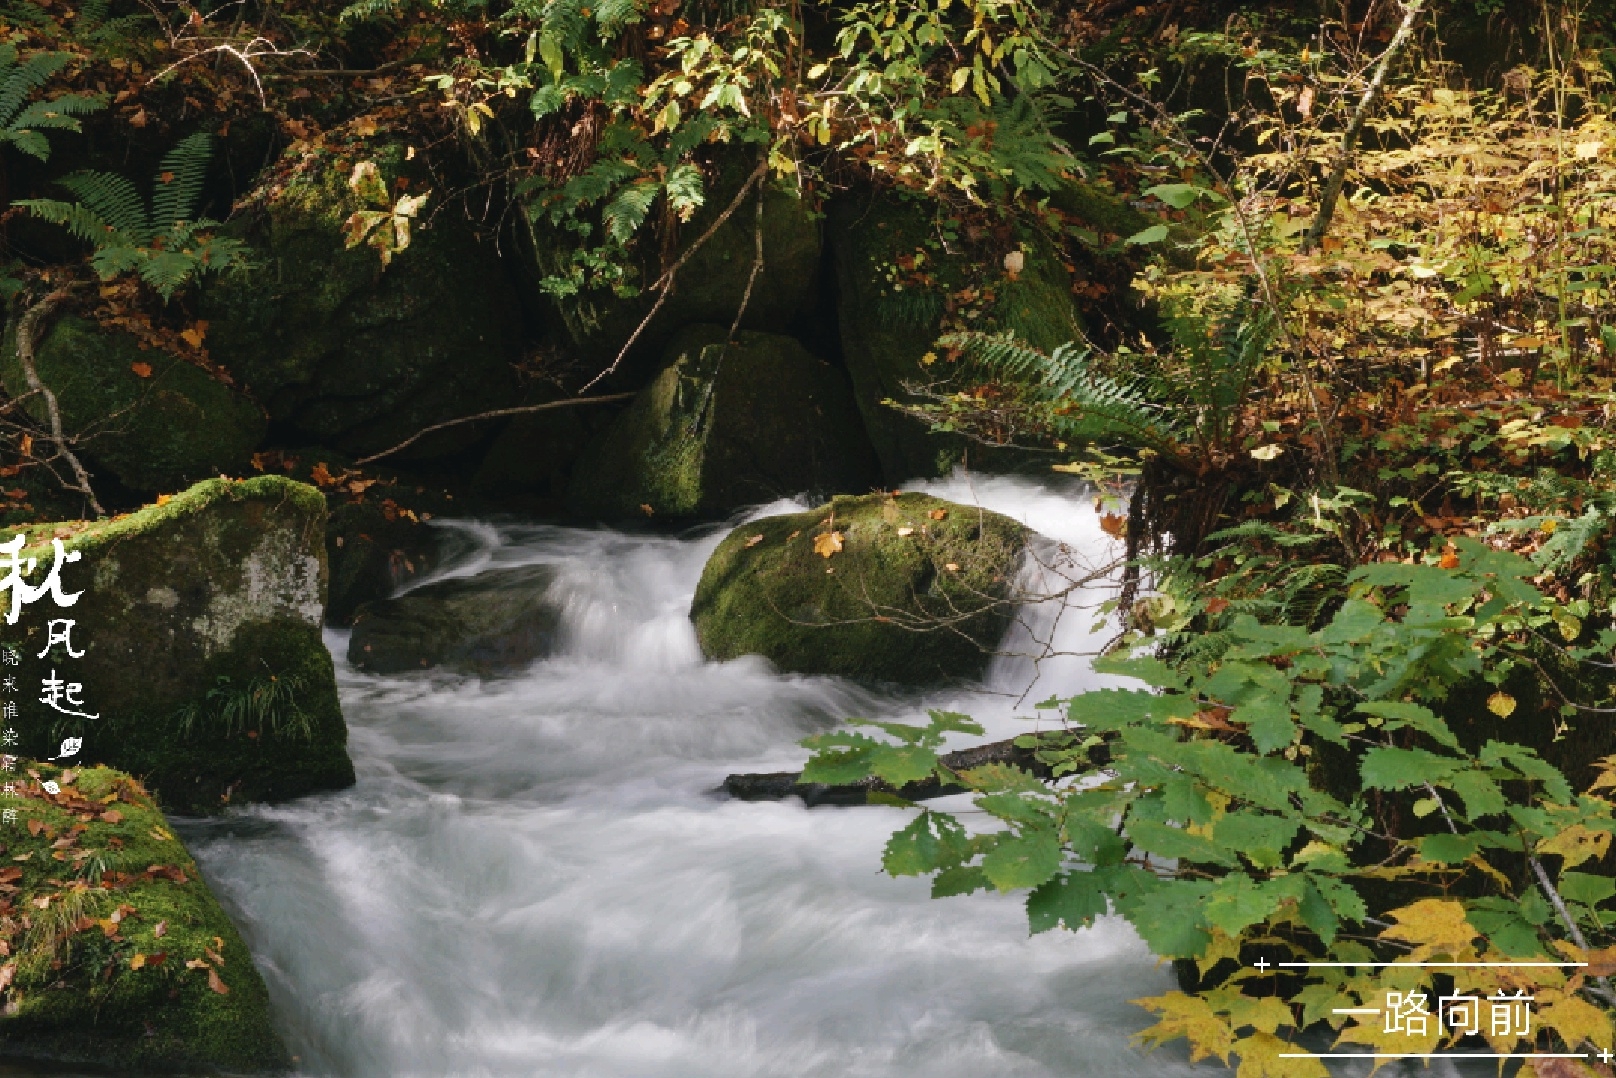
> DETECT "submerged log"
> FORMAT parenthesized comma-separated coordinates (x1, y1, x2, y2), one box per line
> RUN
(722, 735, 1105, 806)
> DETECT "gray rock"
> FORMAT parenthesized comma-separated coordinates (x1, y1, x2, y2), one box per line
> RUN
(349, 565, 563, 675)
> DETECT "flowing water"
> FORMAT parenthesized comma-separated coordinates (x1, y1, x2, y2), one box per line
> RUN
(11, 475, 1486, 1077)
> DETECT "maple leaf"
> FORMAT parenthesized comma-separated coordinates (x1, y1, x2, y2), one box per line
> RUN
(814, 531, 844, 558)
(1099, 513, 1127, 538)
(1133, 991, 1234, 1064)
(1381, 898, 1479, 960)
(1234, 1032, 1327, 1078)
(1535, 988, 1613, 1052)
(130, 362, 152, 378)
(309, 462, 337, 487)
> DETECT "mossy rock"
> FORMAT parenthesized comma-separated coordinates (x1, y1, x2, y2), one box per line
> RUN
(469, 383, 621, 510)
(201, 140, 523, 461)
(3, 476, 354, 814)
(568, 324, 880, 519)
(690, 492, 1030, 685)
(829, 192, 1082, 483)
(0, 762, 289, 1072)
(528, 162, 822, 377)
(0, 316, 267, 495)
(349, 565, 562, 675)
(325, 495, 443, 627)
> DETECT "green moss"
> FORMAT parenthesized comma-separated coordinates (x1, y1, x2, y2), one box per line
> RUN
(5, 476, 354, 814)
(0, 316, 267, 494)
(829, 193, 1082, 483)
(690, 492, 1029, 685)
(0, 763, 290, 1072)
(569, 324, 880, 518)
(200, 141, 522, 461)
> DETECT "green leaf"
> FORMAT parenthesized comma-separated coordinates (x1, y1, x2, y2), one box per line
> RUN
(1118, 879, 1211, 957)
(1443, 770, 1507, 819)
(932, 865, 988, 898)
(868, 744, 938, 786)
(981, 829, 1063, 891)
(1236, 692, 1295, 755)
(1123, 223, 1168, 246)
(1559, 871, 1616, 906)
(1212, 812, 1300, 861)
(1126, 819, 1238, 867)
(1142, 183, 1222, 209)
(1027, 871, 1108, 933)
(1204, 874, 1285, 936)
(1418, 833, 1478, 864)
(1361, 747, 1460, 790)
(882, 810, 968, 876)
(1356, 701, 1461, 750)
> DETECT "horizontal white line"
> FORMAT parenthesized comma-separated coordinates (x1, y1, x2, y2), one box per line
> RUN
(1331, 1008, 1383, 1014)
(1277, 961, 1585, 968)
(1280, 1054, 1589, 1060)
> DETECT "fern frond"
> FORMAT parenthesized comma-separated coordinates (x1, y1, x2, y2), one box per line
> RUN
(140, 251, 200, 300)
(11, 94, 103, 127)
(14, 198, 118, 246)
(55, 170, 148, 238)
(150, 131, 214, 231)
(0, 48, 70, 128)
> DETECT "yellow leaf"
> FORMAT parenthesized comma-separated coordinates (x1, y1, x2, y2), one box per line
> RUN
(813, 531, 843, 558)
(1226, 995, 1293, 1036)
(1487, 692, 1517, 718)
(1380, 898, 1478, 961)
(155, 494, 171, 507)
(1538, 824, 1611, 869)
(1234, 1032, 1328, 1078)
(1196, 926, 1241, 977)
(179, 322, 207, 349)
(1536, 989, 1613, 1051)
(1132, 991, 1234, 1065)
(129, 952, 146, 970)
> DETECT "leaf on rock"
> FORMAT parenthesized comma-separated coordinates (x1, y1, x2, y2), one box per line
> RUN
(129, 362, 152, 378)
(813, 531, 843, 558)
(206, 967, 229, 995)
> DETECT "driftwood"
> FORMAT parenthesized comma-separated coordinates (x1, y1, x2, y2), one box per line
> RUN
(722, 735, 1107, 807)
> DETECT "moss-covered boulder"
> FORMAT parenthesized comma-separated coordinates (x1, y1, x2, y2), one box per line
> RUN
(3, 476, 354, 814)
(349, 565, 562, 675)
(201, 140, 523, 461)
(0, 316, 267, 494)
(569, 325, 880, 519)
(469, 383, 622, 511)
(829, 192, 1083, 483)
(690, 492, 1031, 685)
(528, 164, 822, 376)
(0, 762, 289, 1072)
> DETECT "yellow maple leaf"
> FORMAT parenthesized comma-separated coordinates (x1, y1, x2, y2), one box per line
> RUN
(1234, 1032, 1328, 1078)
(1334, 1010, 1442, 1075)
(1536, 989, 1614, 1052)
(1538, 824, 1612, 869)
(813, 531, 843, 558)
(1133, 991, 1234, 1065)
(1196, 926, 1242, 977)
(1380, 898, 1479, 961)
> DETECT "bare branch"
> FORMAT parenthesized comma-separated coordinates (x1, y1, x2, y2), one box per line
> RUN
(353, 392, 634, 466)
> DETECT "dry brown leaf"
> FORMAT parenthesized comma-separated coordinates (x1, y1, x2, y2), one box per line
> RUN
(639, 503, 655, 516)
(100, 809, 123, 824)
(130, 362, 152, 378)
(944, 562, 960, 572)
(179, 322, 207, 350)
(310, 462, 336, 487)
(928, 508, 948, 520)
(1099, 513, 1127, 539)
(207, 967, 230, 995)
(744, 534, 764, 547)
(813, 531, 844, 558)
(153, 920, 166, 938)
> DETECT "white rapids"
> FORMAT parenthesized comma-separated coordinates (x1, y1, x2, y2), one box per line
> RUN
(136, 475, 1463, 1077)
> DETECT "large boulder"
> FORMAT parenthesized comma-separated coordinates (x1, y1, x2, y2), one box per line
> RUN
(0, 316, 267, 494)
(4, 475, 354, 813)
(348, 565, 562, 675)
(527, 162, 823, 378)
(568, 325, 880, 519)
(201, 139, 523, 461)
(469, 383, 622, 511)
(0, 762, 289, 1073)
(830, 192, 1083, 482)
(690, 492, 1030, 685)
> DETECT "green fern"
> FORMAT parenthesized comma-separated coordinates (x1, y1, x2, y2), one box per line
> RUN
(17, 133, 247, 300)
(0, 44, 103, 162)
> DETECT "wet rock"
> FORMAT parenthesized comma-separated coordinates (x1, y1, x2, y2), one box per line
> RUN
(0, 762, 290, 1073)
(0, 316, 266, 494)
(829, 192, 1083, 482)
(4, 475, 354, 814)
(690, 492, 1031, 685)
(202, 140, 523, 462)
(568, 325, 879, 519)
(348, 565, 563, 676)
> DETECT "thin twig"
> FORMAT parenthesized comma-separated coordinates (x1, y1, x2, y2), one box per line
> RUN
(353, 392, 633, 465)
(13, 292, 104, 518)
(1300, 0, 1426, 254)
(577, 159, 771, 395)
(1528, 854, 1616, 1006)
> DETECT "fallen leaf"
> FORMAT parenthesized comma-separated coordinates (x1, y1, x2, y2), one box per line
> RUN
(896, 526, 915, 537)
(813, 531, 844, 558)
(744, 534, 764, 547)
(1205, 597, 1230, 615)
(179, 322, 207, 349)
(207, 968, 230, 995)
(945, 562, 960, 572)
(130, 953, 146, 970)
(639, 503, 655, 516)
(928, 509, 948, 520)
(0, 963, 12, 991)
(26, 820, 42, 837)
(1487, 692, 1517, 718)
(155, 494, 171, 507)
(18, 434, 31, 457)
(153, 920, 166, 938)
(100, 809, 123, 824)
(1099, 513, 1127, 538)
(1249, 444, 1284, 461)
(310, 462, 336, 487)
(130, 362, 152, 378)
(32, 896, 49, 910)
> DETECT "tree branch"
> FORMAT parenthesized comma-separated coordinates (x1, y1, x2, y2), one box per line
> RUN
(353, 392, 634, 466)
(13, 291, 104, 518)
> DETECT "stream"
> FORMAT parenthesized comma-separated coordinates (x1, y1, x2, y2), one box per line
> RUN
(25, 475, 1487, 1077)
